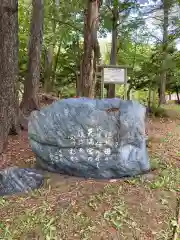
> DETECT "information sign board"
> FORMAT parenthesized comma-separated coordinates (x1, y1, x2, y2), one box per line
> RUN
(103, 68, 125, 83)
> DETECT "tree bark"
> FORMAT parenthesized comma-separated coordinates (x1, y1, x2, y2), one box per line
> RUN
(51, 42, 61, 83)
(169, 93, 171, 100)
(176, 87, 180, 104)
(89, 38, 101, 98)
(148, 85, 152, 109)
(44, 45, 54, 93)
(0, 0, 20, 153)
(80, 0, 100, 97)
(20, 0, 44, 130)
(152, 89, 157, 107)
(127, 85, 132, 100)
(107, 3, 118, 98)
(159, 0, 169, 105)
(44, 1, 57, 93)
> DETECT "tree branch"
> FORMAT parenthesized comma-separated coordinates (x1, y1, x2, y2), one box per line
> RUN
(48, 18, 83, 33)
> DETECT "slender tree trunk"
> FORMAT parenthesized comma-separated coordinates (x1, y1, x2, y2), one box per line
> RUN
(76, 72, 81, 97)
(52, 42, 61, 83)
(169, 93, 171, 100)
(127, 85, 132, 100)
(20, 0, 44, 130)
(90, 38, 101, 98)
(44, 45, 54, 93)
(159, 0, 169, 105)
(176, 87, 180, 103)
(44, 1, 57, 93)
(0, 0, 20, 153)
(75, 35, 82, 97)
(107, 4, 118, 98)
(152, 89, 157, 107)
(159, 71, 167, 105)
(80, 0, 100, 97)
(148, 85, 152, 109)
(158, 87, 160, 100)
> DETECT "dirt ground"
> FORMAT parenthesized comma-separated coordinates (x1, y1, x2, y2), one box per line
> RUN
(0, 115, 180, 239)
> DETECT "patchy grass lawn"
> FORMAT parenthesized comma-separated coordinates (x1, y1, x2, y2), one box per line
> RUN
(163, 104, 180, 112)
(0, 113, 180, 239)
(161, 104, 180, 120)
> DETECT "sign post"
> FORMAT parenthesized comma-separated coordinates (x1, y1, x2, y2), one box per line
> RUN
(98, 65, 129, 99)
(76, 65, 130, 99)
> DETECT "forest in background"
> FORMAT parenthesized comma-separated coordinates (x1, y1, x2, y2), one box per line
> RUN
(0, 0, 180, 153)
(0, 1, 180, 239)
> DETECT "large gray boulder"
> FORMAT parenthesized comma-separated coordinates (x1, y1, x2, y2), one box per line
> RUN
(28, 98, 150, 179)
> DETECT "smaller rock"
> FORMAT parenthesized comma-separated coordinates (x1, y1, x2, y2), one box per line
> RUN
(0, 167, 44, 196)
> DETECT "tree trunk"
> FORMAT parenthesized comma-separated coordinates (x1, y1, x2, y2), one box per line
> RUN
(75, 35, 82, 97)
(127, 85, 132, 100)
(89, 38, 101, 98)
(158, 87, 160, 100)
(176, 87, 180, 103)
(80, 0, 100, 97)
(159, 71, 167, 105)
(169, 93, 171, 100)
(44, 45, 54, 93)
(51, 42, 61, 84)
(20, 0, 44, 130)
(152, 89, 157, 107)
(44, 1, 57, 93)
(159, 0, 169, 105)
(148, 85, 152, 109)
(107, 4, 118, 98)
(0, 0, 20, 153)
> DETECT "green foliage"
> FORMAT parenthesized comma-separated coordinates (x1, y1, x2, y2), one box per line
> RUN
(18, 0, 31, 80)
(18, 0, 85, 97)
(18, 0, 180, 99)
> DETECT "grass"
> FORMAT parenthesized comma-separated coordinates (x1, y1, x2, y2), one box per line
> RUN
(161, 104, 180, 119)
(162, 104, 180, 112)
(144, 157, 180, 191)
(1, 155, 179, 240)
(0, 111, 180, 239)
(149, 103, 180, 119)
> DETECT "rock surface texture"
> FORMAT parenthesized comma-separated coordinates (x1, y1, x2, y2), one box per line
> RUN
(0, 167, 44, 196)
(28, 98, 150, 179)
